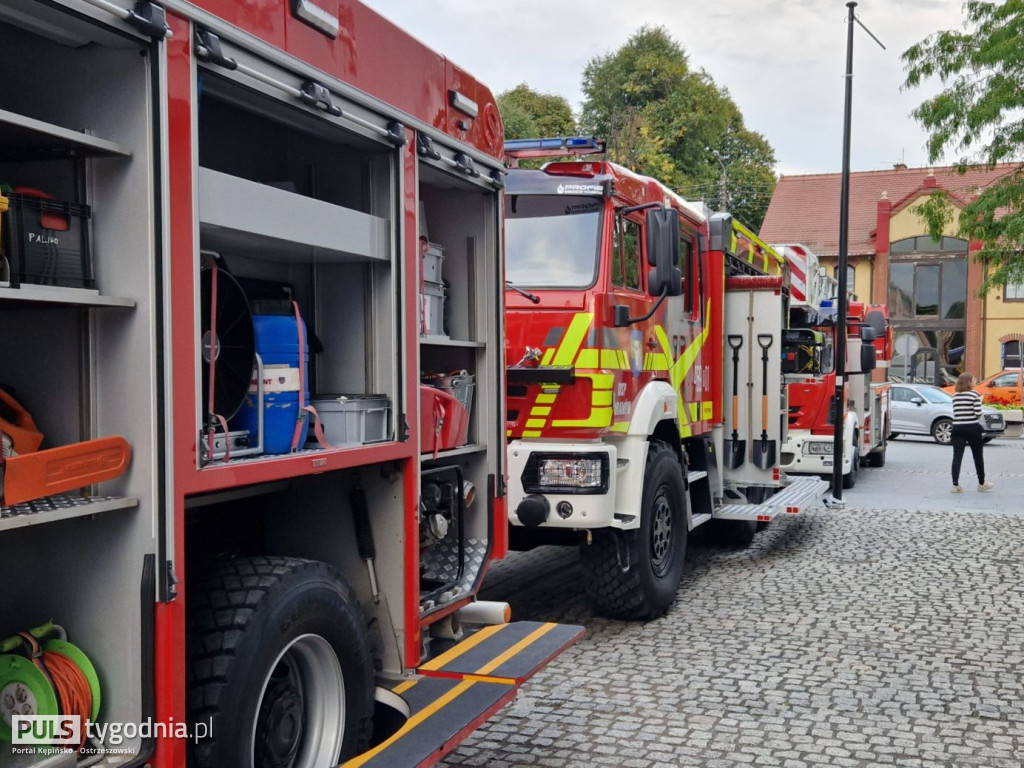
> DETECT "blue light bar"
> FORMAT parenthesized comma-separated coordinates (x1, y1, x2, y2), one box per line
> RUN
(503, 136, 606, 159)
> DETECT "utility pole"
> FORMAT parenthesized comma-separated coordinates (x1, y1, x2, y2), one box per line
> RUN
(831, 1, 885, 504)
(710, 148, 729, 212)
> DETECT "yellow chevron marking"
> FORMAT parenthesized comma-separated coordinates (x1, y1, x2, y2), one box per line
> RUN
(530, 406, 551, 416)
(653, 298, 712, 433)
(601, 349, 624, 368)
(536, 393, 557, 404)
(552, 313, 593, 366)
(576, 349, 599, 368)
(610, 422, 630, 432)
(523, 430, 542, 437)
(593, 390, 613, 407)
(552, 407, 613, 428)
(541, 348, 555, 365)
(689, 403, 699, 422)
(588, 373, 615, 389)
(526, 419, 546, 429)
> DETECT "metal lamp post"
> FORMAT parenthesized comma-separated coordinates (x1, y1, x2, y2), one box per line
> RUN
(831, 1, 884, 503)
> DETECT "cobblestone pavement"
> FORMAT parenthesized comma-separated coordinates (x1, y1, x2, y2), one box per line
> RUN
(441, 438, 1024, 767)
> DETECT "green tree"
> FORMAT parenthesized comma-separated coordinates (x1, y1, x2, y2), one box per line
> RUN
(903, 0, 1024, 293)
(497, 83, 575, 140)
(579, 26, 777, 230)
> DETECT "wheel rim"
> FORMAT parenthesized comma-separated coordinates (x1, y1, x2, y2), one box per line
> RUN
(934, 421, 952, 444)
(252, 634, 345, 768)
(650, 488, 676, 577)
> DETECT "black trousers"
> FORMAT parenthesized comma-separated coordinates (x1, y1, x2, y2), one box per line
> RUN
(951, 423, 985, 485)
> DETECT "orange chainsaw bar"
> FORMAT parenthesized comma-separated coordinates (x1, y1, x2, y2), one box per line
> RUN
(1, 437, 131, 507)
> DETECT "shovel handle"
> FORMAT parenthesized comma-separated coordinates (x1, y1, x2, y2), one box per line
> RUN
(732, 394, 739, 429)
(762, 394, 768, 431)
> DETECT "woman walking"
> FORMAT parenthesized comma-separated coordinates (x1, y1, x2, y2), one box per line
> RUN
(951, 372, 994, 493)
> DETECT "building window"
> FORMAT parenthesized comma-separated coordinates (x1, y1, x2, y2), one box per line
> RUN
(888, 260, 966, 320)
(1005, 280, 1024, 301)
(1003, 340, 1023, 368)
(890, 235, 967, 254)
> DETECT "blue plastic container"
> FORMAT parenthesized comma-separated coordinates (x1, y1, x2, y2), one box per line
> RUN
(234, 313, 309, 453)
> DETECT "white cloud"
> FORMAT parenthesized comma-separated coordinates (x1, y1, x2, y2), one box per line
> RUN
(364, 0, 966, 175)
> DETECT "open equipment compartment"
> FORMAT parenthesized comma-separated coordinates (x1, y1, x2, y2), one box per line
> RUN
(0, 1, 159, 763)
(195, 73, 399, 461)
(417, 158, 504, 622)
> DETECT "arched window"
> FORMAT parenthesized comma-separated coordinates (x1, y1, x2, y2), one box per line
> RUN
(889, 236, 967, 253)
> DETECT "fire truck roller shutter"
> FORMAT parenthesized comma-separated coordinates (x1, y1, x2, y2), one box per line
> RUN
(188, 556, 374, 767)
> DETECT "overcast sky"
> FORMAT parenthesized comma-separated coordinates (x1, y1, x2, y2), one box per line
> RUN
(364, 0, 967, 177)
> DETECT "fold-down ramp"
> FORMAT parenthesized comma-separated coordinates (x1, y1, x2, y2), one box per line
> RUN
(341, 621, 584, 768)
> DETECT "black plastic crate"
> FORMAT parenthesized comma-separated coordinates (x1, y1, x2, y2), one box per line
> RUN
(4, 193, 93, 289)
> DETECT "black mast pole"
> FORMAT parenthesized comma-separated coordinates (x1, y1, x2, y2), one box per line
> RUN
(831, 1, 857, 502)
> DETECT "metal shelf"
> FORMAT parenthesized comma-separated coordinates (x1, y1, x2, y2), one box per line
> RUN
(0, 284, 135, 307)
(0, 108, 131, 161)
(421, 443, 486, 461)
(0, 495, 138, 532)
(420, 336, 485, 348)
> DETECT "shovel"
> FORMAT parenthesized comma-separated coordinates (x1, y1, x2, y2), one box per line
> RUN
(753, 334, 776, 469)
(724, 335, 745, 469)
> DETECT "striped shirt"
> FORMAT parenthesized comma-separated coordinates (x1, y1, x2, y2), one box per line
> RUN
(952, 390, 983, 425)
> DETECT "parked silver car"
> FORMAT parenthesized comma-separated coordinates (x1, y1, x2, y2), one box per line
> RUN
(889, 383, 1006, 444)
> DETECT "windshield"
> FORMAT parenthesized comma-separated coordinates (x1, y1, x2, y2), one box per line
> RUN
(919, 386, 953, 404)
(505, 194, 603, 288)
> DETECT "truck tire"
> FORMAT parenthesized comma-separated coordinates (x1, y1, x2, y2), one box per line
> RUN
(865, 439, 886, 467)
(841, 442, 859, 489)
(188, 556, 374, 768)
(579, 440, 687, 620)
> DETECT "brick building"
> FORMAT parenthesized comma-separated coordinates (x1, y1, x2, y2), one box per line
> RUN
(760, 164, 1024, 384)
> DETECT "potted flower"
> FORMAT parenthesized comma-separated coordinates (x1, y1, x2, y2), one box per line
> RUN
(982, 394, 1024, 438)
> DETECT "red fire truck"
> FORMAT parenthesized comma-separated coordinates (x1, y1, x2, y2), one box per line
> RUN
(775, 244, 892, 488)
(0, 2, 581, 766)
(503, 138, 828, 620)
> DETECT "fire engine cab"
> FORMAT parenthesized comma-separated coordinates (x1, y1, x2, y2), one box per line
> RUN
(776, 244, 892, 487)
(0, 2, 581, 767)
(503, 138, 828, 620)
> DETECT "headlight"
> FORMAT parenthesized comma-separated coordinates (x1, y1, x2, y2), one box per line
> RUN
(522, 453, 609, 494)
(804, 442, 833, 455)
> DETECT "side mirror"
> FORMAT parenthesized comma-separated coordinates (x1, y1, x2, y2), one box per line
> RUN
(860, 326, 877, 342)
(645, 207, 683, 297)
(910, 396, 924, 406)
(860, 343, 877, 372)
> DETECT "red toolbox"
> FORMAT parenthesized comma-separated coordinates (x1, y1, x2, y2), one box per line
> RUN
(420, 385, 468, 455)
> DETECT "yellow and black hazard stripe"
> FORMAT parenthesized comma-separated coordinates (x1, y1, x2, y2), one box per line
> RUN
(341, 622, 584, 768)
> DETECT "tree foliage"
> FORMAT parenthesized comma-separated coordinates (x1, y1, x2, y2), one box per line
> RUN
(497, 83, 575, 140)
(579, 26, 777, 230)
(903, 0, 1024, 293)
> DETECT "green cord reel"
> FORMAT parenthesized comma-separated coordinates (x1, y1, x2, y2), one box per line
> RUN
(0, 622, 102, 742)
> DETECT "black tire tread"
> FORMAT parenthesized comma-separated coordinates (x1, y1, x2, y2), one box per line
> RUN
(579, 441, 683, 620)
(187, 555, 373, 768)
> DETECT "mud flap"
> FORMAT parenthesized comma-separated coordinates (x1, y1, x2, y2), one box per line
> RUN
(341, 621, 584, 768)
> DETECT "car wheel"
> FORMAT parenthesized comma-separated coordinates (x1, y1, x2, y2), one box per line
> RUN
(932, 418, 953, 445)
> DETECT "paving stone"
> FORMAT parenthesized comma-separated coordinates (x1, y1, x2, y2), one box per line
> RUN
(440, 440, 1024, 767)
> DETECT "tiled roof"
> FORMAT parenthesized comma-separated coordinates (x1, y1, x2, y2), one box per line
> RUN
(759, 165, 1019, 257)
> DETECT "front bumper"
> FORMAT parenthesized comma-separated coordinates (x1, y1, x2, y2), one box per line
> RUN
(507, 440, 620, 529)
(780, 433, 853, 475)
